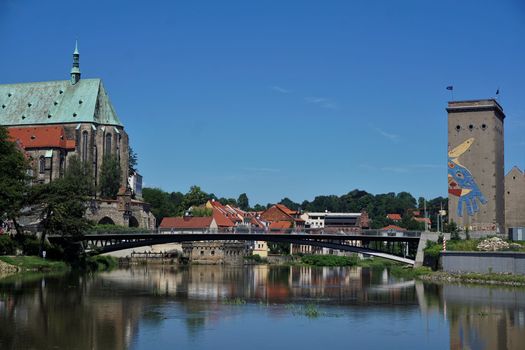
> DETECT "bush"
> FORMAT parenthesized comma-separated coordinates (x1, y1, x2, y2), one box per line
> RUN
(0, 235, 16, 255)
(301, 254, 358, 267)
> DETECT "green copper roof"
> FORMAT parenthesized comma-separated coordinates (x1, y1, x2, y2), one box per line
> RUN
(0, 79, 123, 127)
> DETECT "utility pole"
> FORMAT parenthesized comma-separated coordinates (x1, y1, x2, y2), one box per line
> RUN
(424, 199, 428, 231)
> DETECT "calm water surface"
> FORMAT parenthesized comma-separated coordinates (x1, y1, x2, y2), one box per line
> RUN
(0, 265, 524, 350)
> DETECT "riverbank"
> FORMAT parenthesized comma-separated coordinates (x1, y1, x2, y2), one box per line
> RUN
(420, 270, 525, 287)
(0, 255, 118, 279)
(0, 256, 68, 272)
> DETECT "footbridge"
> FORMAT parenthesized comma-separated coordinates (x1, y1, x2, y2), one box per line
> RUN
(48, 230, 422, 265)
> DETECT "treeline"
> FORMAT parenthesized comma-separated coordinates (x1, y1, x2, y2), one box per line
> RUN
(143, 186, 447, 229)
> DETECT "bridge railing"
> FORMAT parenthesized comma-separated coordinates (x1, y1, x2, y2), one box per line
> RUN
(88, 227, 422, 238)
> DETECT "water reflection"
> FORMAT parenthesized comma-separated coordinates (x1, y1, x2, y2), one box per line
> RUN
(0, 266, 524, 350)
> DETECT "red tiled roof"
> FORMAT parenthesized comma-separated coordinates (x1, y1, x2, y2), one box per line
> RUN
(8, 126, 76, 150)
(275, 204, 297, 216)
(269, 221, 293, 230)
(159, 216, 213, 229)
(380, 225, 406, 231)
(212, 208, 235, 227)
(386, 213, 402, 221)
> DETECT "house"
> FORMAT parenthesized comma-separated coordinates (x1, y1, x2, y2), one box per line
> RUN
(260, 204, 305, 231)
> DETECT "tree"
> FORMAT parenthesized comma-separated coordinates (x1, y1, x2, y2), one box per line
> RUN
(0, 126, 31, 235)
(129, 146, 138, 174)
(237, 193, 249, 211)
(31, 157, 94, 254)
(142, 188, 176, 223)
(99, 155, 121, 199)
(279, 197, 300, 211)
(252, 204, 265, 211)
(182, 186, 209, 210)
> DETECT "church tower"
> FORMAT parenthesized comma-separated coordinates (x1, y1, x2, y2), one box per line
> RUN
(447, 99, 505, 234)
(70, 41, 81, 85)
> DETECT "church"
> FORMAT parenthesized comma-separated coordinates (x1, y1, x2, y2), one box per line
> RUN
(0, 43, 155, 229)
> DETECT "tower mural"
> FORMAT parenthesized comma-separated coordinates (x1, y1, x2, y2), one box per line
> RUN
(448, 138, 487, 217)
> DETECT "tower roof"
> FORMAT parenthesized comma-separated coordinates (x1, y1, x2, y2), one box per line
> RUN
(446, 99, 505, 120)
(0, 79, 123, 126)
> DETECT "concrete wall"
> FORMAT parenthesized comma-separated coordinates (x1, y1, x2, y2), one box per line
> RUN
(442, 251, 525, 275)
(505, 167, 525, 231)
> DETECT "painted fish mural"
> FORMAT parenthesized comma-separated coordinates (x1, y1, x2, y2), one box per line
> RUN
(448, 137, 487, 217)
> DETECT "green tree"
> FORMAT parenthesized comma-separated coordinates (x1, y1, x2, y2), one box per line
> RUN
(0, 126, 31, 235)
(252, 204, 265, 211)
(279, 197, 300, 211)
(182, 186, 209, 210)
(99, 155, 121, 199)
(190, 207, 212, 217)
(31, 158, 94, 253)
(129, 146, 138, 174)
(142, 188, 176, 224)
(237, 193, 250, 211)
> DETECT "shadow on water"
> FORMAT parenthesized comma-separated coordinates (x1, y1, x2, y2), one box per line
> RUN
(0, 265, 524, 349)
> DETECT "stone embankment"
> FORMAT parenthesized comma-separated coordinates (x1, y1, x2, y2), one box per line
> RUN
(0, 259, 19, 276)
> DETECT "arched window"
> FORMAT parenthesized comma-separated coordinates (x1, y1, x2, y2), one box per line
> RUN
(82, 131, 88, 163)
(39, 156, 45, 174)
(105, 133, 112, 155)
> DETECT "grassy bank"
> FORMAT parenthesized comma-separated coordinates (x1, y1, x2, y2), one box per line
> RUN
(0, 256, 68, 271)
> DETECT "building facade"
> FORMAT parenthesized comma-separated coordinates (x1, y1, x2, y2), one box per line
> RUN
(0, 43, 129, 188)
(447, 99, 505, 234)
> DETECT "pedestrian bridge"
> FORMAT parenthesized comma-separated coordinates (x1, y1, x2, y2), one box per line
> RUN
(48, 230, 421, 265)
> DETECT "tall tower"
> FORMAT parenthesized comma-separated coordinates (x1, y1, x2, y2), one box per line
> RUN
(70, 41, 81, 85)
(447, 99, 505, 234)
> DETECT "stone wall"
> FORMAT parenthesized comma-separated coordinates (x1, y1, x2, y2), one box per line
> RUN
(441, 251, 525, 275)
(182, 241, 246, 265)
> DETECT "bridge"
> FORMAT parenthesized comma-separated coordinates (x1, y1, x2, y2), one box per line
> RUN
(48, 229, 422, 265)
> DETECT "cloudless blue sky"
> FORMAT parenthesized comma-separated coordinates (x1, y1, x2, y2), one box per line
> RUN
(1, 0, 524, 205)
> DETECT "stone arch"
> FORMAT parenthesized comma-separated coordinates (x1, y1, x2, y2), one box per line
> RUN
(98, 217, 115, 225)
(129, 216, 139, 228)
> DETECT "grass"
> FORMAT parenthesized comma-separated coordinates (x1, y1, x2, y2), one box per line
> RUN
(0, 256, 68, 271)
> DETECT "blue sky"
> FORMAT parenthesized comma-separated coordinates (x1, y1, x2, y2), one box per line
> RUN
(1, 0, 524, 205)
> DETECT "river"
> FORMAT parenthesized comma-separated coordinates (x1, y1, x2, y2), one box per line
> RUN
(0, 265, 524, 350)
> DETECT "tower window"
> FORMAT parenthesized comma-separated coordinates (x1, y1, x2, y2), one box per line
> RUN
(455, 125, 461, 131)
(105, 133, 112, 155)
(82, 131, 89, 163)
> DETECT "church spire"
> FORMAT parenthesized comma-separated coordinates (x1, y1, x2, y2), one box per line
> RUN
(70, 40, 81, 85)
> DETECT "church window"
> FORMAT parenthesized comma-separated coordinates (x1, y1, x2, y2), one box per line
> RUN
(82, 131, 89, 163)
(39, 156, 45, 174)
(481, 124, 487, 130)
(468, 124, 474, 130)
(105, 133, 112, 155)
(455, 125, 461, 131)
